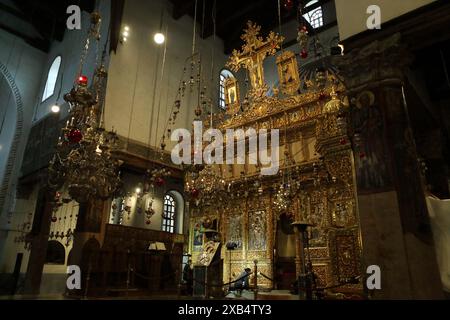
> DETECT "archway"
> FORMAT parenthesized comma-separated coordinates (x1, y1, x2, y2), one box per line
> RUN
(45, 241, 66, 265)
(165, 190, 185, 235)
(80, 238, 101, 290)
(0, 61, 24, 217)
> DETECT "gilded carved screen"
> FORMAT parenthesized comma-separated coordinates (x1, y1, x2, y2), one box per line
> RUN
(227, 214, 243, 249)
(248, 211, 267, 251)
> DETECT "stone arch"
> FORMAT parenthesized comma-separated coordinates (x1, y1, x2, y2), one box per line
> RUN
(45, 240, 66, 265)
(0, 61, 24, 217)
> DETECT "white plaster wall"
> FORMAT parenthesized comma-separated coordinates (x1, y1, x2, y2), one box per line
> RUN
(335, 0, 437, 40)
(104, 0, 227, 150)
(0, 29, 46, 264)
(0, 0, 111, 279)
(34, 0, 112, 121)
(0, 186, 78, 275)
(0, 185, 39, 274)
(110, 171, 185, 234)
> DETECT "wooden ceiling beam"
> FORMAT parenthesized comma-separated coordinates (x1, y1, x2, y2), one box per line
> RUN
(172, 0, 196, 20)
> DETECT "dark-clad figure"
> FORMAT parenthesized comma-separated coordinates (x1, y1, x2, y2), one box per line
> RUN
(230, 268, 252, 294)
(182, 259, 193, 295)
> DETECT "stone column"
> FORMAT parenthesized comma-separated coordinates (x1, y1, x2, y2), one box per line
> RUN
(23, 189, 54, 295)
(336, 34, 444, 299)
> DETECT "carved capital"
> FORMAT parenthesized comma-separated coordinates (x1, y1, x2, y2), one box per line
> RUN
(334, 33, 413, 91)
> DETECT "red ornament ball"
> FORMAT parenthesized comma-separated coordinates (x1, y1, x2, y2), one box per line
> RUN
(155, 177, 165, 187)
(190, 188, 200, 199)
(77, 75, 88, 86)
(51, 216, 58, 223)
(67, 129, 83, 144)
(340, 138, 347, 145)
(360, 152, 366, 159)
(300, 49, 308, 59)
(146, 220, 151, 225)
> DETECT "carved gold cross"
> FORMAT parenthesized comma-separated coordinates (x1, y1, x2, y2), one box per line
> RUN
(226, 21, 284, 97)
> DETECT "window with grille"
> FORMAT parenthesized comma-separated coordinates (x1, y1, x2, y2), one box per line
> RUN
(303, 0, 324, 29)
(219, 69, 235, 110)
(162, 194, 176, 233)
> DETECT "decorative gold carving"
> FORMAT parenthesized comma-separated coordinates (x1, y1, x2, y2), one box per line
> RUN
(324, 154, 353, 187)
(323, 86, 344, 114)
(226, 214, 243, 249)
(248, 210, 267, 251)
(226, 21, 284, 98)
(219, 90, 325, 130)
(330, 229, 361, 283)
(277, 51, 300, 95)
(312, 263, 330, 288)
(331, 200, 356, 228)
(197, 241, 220, 267)
(308, 247, 329, 260)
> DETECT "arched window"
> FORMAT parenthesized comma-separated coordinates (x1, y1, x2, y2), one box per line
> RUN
(303, 0, 324, 29)
(45, 240, 65, 265)
(162, 194, 176, 233)
(219, 69, 234, 110)
(42, 56, 62, 102)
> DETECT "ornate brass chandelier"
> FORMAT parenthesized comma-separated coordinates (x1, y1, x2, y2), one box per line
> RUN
(185, 165, 227, 206)
(48, 12, 121, 204)
(273, 146, 301, 216)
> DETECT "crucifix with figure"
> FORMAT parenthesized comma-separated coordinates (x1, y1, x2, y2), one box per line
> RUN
(226, 21, 284, 99)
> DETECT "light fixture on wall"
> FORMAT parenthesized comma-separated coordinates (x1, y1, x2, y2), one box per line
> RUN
(153, 32, 165, 45)
(51, 104, 60, 113)
(154, 6, 166, 45)
(120, 25, 130, 44)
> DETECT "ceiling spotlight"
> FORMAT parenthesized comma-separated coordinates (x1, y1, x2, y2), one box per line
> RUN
(124, 26, 130, 31)
(136, 188, 142, 194)
(154, 33, 165, 45)
(51, 104, 60, 113)
(123, 31, 129, 37)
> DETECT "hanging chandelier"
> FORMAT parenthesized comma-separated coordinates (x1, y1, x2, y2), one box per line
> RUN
(48, 12, 121, 204)
(185, 165, 226, 205)
(273, 148, 299, 217)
